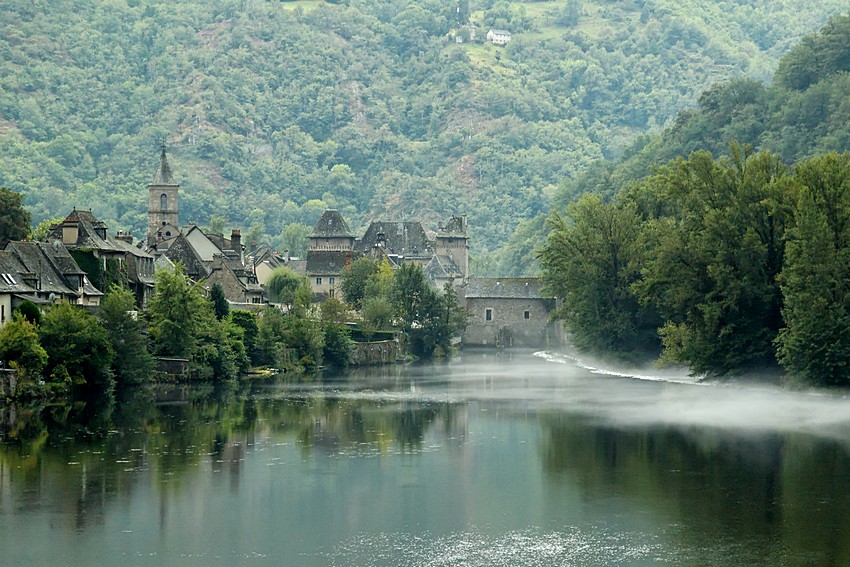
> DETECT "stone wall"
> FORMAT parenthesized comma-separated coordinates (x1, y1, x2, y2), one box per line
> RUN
(351, 340, 400, 366)
(0, 369, 16, 399)
(463, 297, 562, 348)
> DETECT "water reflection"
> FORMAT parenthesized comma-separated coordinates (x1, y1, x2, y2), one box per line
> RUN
(540, 414, 850, 564)
(1, 354, 850, 565)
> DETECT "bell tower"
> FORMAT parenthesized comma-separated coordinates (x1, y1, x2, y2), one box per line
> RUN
(147, 144, 180, 246)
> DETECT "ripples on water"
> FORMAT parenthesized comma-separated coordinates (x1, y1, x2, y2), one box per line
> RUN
(327, 527, 663, 567)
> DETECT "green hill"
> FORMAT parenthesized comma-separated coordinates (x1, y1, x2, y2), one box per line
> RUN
(1, 0, 847, 266)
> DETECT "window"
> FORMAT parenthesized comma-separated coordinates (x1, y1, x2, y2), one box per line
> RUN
(1, 304, 5, 323)
(524, 310, 530, 320)
(485, 308, 493, 321)
(160, 193, 168, 209)
(329, 289, 335, 298)
(329, 277, 335, 285)
(316, 277, 322, 285)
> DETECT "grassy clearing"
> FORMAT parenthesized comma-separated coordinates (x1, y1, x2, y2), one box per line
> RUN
(279, 0, 325, 12)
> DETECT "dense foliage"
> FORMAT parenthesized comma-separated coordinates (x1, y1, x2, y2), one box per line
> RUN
(1, 1, 846, 272)
(98, 285, 155, 385)
(541, 148, 850, 385)
(512, 13, 850, 275)
(0, 187, 30, 245)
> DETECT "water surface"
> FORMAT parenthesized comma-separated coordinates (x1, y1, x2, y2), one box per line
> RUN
(2, 350, 850, 566)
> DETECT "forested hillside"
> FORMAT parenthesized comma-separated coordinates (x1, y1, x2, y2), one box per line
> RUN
(1, 0, 846, 267)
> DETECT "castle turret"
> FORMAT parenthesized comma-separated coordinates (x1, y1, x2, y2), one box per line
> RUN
(436, 215, 469, 278)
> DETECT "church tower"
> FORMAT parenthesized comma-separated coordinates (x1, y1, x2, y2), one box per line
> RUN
(147, 144, 180, 246)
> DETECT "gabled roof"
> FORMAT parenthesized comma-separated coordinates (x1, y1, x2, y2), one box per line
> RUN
(48, 209, 124, 253)
(306, 250, 354, 275)
(425, 254, 463, 280)
(161, 234, 210, 281)
(465, 277, 548, 299)
(206, 255, 264, 302)
(0, 250, 36, 294)
(357, 221, 433, 256)
(151, 145, 177, 186)
(311, 210, 354, 238)
(3, 241, 101, 297)
(248, 244, 287, 270)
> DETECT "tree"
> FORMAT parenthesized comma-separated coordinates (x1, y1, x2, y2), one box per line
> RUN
(322, 321, 353, 368)
(148, 265, 245, 379)
(391, 263, 430, 338)
(340, 256, 379, 309)
(411, 283, 467, 358)
(776, 153, 850, 386)
(148, 265, 207, 358)
(31, 217, 63, 241)
(539, 194, 658, 359)
(275, 222, 311, 258)
(14, 300, 41, 325)
(231, 310, 260, 365)
(266, 266, 305, 307)
(0, 187, 31, 246)
(210, 282, 230, 320)
(40, 303, 114, 392)
(0, 313, 47, 386)
(98, 285, 155, 386)
(635, 148, 794, 375)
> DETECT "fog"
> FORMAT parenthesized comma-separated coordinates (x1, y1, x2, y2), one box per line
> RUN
(317, 350, 850, 442)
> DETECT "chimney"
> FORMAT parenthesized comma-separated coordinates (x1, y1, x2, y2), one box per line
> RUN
(62, 219, 79, 245)
(231, 229, 243, 262)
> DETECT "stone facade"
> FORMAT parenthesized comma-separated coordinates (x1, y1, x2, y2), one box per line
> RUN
(462, 277, 562, 348)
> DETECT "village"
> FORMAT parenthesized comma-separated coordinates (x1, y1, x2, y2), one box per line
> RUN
(0, 147, 562, 352)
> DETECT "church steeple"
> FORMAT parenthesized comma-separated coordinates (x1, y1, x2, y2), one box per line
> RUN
(152, 143, 176, 185)
(147, 144, 180, 247)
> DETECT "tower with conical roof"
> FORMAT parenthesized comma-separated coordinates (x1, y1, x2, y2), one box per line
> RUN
(147, 144, 180, 246)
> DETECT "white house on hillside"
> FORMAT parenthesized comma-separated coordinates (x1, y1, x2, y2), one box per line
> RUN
(486, 29, 512, 46)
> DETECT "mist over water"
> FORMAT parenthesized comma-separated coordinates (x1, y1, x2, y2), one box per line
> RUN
(4, 350, 850, 566)
(317, 349, 850, 441)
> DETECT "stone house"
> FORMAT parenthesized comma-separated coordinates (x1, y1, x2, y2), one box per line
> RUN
(246, 244, 291, 286)
(0, 240, 103, 328)
(462, 277, 562, 348)
(48, 209, 155, 306)
(157, 226, 264, 307)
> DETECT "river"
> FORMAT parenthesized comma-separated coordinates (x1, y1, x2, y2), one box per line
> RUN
(2, 350, 849, 566)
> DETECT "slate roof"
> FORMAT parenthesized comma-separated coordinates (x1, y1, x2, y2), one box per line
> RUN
(48, 209, 124, 253)
(311, 209, 354, 238)
(464, 277, 548, 299)
(305, 250, 354, 275)
(206, 254, 264, 302)
(151, 145, 177, 185)
(425, 254, 464, 280)
(3, 241, 102, 297)
(248, 244, 288, 271)
(357, 221, 433, 257)
(0, 250, 36, 294)
(161, 234, 211, 281)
